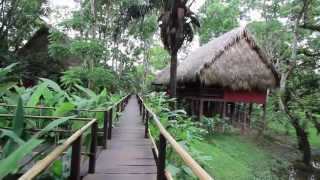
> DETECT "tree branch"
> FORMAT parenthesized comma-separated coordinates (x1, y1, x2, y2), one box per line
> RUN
(300, 23, 320, 32)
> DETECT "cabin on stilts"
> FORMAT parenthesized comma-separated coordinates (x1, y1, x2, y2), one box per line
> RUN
(154, 27, 279, 132)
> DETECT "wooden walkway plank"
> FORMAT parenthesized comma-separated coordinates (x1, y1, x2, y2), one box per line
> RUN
(83, 96, 157, 180)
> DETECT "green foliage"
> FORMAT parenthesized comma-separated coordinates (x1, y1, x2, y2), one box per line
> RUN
(2, 97, 24, 158)
(61, 67, 118, 93)
(0, 0, 49, 50)
(145, 92, 212, 178)
(48, 30, 71, 60)
(0, 63, 18, 97)
(199, 0, 240, 44)
(69, 40, 104, 61)
(0, 138, 43, 179)
(0, 63, 18, 83)
(201, 116, 232, 136)
(149, 46, 170, 70)
(0, 115, 74, 178)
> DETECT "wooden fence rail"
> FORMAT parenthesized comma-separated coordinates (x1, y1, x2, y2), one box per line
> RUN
(137, 95, 214, 180)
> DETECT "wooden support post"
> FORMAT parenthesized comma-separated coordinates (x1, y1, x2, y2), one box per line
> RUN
(262, 103, 267, 131)
(242, 104, 247, 134)
(70, 135, 82, 180)
(248, 103, 253, 128)
(231, 103, 236, 125)
(139, 100, 142, 115)
(142, 106, 145, 122)
(222, 102, 226, 119)
(157, 134, 166, 180)
(108, 108, 113, 140)
(145, 111, 149, 138)
(198, 99, 204, 120)
(236, 103, 241, 123)
(89, 122, 98, 173)
(103, 111, 108, 149)
(116, 104, 119, 120)
(190, 100, 194, 115)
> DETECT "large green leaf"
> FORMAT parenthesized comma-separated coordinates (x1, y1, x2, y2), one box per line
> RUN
(35, 116, 75, 138)
(0, 115, 75, 177)
(39, 78, 63, 93)
(0, 63, 18, 82)
(0, 82, 16, 97)
(0, 138, 43, 179)
(75, 84, 97, 98)
(53, 102, 75, 116)
(2, 97, 24, 157)
(26, 83, 47, 107)
(51, 159, 63, 177)
(0, 129, 25, 146)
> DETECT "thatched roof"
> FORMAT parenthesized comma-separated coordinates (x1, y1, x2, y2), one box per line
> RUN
(155, 27, 279, 91)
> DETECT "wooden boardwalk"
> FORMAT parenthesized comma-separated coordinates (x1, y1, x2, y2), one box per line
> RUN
(84, 96, 157, 180)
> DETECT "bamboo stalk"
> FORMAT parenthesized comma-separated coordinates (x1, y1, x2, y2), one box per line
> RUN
(138, 96, 213, 180)
(19, 119, 97, 180)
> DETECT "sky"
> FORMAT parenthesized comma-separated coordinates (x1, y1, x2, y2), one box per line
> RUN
(49, 0, 79, 9)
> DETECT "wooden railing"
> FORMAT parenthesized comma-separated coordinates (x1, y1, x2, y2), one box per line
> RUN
(0, 95, 130, 149)
(137, 95, 214, 180)
(4, 95, 131, 180)
(19, 118, 98, 180)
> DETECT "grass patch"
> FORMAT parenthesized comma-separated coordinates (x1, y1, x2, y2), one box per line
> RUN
(191, 134, 290, 180)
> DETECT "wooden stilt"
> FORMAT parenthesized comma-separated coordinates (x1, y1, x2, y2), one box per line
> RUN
(248, 103, 253, 129)
(198, 99, 204, 121)
(236, 103, 241, 123)
(262, 103, 267, 132)
(222, 102, 226, 119)
(243, 104, 248, 134)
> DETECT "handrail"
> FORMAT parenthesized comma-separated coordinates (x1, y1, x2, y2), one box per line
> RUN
(19, 118, 97, 180)
(137, 95, 213, 180)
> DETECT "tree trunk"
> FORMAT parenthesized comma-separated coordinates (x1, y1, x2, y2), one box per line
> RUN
(291, 116, 312, 166)
(169, 51, 178, 108)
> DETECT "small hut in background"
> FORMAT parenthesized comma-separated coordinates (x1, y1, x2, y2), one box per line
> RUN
(154, 27, 279, 131)
(18, 26, 81, 87)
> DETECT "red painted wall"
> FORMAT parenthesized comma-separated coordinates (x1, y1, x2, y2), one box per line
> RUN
(224, 89, 267, 104)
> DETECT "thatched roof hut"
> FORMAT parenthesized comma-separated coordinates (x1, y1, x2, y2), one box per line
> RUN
(155, 27, 279, 91)
(18, 26, 81, 86)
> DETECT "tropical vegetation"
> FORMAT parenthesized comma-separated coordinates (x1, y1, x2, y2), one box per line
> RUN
(0, 0, 319, 179)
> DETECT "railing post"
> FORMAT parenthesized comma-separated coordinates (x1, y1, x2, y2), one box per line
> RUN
(142, 106, 145, 122)
(157, 134, 166, 180)
(89, 122, 98, 173)
(144, 111, 149, 138)
(108, 108, 113, 140)
(139, 100, 142, 115)
(70, 135, 82, 180)
(103, 111, 108, 149)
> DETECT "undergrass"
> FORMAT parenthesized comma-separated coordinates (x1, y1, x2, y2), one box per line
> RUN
(191, 134, 290, 180)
